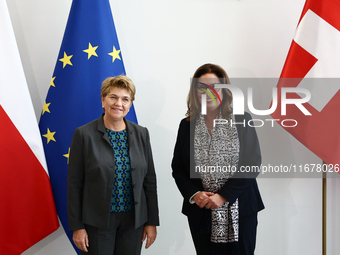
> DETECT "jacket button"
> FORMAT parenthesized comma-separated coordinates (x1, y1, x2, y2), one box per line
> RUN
(135, 201, 139, 205)
(131, 167, 135, 171)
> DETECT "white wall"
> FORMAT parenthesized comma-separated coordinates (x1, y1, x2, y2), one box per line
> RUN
(6, 0, 340, 254)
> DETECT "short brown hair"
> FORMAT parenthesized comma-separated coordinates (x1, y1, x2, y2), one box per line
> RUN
(186, 63, 232, 120)
(101, 75, 136, 101)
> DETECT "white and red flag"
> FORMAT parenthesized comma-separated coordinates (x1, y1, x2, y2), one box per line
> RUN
(0, 0, 59, 253)
(271, 0, 340, 167)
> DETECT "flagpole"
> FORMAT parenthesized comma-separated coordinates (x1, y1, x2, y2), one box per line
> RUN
(322, 161, 327, 255)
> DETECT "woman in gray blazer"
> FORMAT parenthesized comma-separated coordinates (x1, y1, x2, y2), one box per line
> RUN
(67, 75, 159, 255)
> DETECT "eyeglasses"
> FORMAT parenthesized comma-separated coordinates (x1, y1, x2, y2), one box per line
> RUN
(108, 95, 132, 105)
(195, 82, 221, 94)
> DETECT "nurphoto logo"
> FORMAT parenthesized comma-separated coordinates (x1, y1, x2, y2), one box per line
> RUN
(199, 81, 312, 128)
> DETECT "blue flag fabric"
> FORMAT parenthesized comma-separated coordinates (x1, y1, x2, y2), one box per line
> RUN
(39, 0, 137, 252)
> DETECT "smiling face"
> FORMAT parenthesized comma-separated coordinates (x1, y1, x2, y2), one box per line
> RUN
(196, 73, 223, 112)
(101, 87, 132, 123)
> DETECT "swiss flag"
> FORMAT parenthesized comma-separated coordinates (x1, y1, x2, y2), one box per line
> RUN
(271, 0, 340, 167)
(0, 0, 59, 254)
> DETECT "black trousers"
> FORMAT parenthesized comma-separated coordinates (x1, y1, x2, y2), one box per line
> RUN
(82, 211, 144, 255)
(188, 212, 258, 255)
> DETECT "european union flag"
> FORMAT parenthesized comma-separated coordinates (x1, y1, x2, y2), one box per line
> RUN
(39, 0, 137, 252)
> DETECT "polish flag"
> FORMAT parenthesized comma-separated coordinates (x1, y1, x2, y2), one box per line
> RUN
(271, 0, 340, 167)
(0, 0, 59, 254)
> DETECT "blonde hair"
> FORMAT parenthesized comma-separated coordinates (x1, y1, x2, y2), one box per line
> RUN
(101, 75, 136, 101)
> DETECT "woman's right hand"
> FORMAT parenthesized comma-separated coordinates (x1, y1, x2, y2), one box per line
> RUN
(73, 229, 89, 252)
(192, 191, 214, 208)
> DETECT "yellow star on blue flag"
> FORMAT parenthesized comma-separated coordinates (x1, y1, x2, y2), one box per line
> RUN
(39, 0, 137, 253)
(108, 46, 121, 63)
(59, 52, 73, 68)
(83, 43, 98, 59)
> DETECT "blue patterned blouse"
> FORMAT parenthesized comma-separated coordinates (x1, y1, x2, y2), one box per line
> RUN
(105, 128, 135, 212)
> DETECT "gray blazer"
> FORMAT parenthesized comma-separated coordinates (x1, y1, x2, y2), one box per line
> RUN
(67, 115, 159, 230)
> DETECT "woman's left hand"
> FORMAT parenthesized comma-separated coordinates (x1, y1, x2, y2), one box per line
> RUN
(142, 225, 157, 249)
(203, 194, 227, 209)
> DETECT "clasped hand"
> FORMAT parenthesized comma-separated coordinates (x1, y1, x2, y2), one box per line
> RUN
(193, 191, 227, 209)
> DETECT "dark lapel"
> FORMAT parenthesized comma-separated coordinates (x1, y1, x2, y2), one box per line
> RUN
(124, 118, 135, 149)
(97, 114, 112, 146)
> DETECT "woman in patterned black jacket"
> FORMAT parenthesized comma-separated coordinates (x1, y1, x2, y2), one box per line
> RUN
(172, 63, 264, 255)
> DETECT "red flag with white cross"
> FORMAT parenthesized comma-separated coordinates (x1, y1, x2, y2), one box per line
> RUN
(271, 0, 340, 168)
